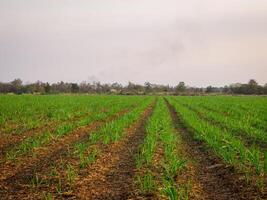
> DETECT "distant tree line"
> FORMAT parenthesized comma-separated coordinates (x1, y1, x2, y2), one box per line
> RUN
(0, 79, 266, 95)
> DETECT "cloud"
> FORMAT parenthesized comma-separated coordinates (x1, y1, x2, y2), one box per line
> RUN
(0, 0, 267, 86)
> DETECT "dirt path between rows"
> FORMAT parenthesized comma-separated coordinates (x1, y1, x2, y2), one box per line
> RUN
(0, 111, 92, 159)
(74, 103, 155, 200)
(0, 103, 139, 159)
(0, 109, 131, 199)
(164, 98, 265, 200)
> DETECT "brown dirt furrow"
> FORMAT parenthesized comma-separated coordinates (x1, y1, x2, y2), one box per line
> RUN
(0, 112, 93, 158)
(0, 122, 57, 158)
(164, 98, 265, 200)
(0, 109, 131, 199)
(75, 103, 154, 200)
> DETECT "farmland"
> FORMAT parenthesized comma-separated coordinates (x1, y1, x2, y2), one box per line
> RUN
(0, 95, 266, 199)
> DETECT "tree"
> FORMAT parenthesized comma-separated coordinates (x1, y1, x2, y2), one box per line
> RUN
(111, 82, 122, 89)
(264, 83, 267, 94)
(71, 83, 79, 93)
(56, 81, 71, 93)
(34, 81, 45, 93)
(94, 82, 102, 93)
(126, 82, 135, 94)
(44, 83, 51, 94)
(0, 82, 11, 93)
(25, 84, 36, 94)
(11, 79, 22, 87)
(144, 82, 152, 94)
(11, 78, 23, 94)
(248, 79, 258, 86)
(247, 79, 259, 94)
(110, 82, 122, 94)
(175, 82, 186, 94)
(206, 86, 213, 93)
(223, 85, 230, 93)
(79, 81, 94, 93)
(102, 83, 111, 93)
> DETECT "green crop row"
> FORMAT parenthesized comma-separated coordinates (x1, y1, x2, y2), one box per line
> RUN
(178, 100, 267, 146)
(74, 97, 153, 169)
(0, 95, 146, 135)
(35, 97, 154, 196)
(135, 97, 187, 200)
(175, 96, 267, 131)
(5, 96, 146, 161)
(167, 97, 266, 186)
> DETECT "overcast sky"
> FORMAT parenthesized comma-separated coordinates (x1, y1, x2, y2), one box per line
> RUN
(0, 0, 267, 86)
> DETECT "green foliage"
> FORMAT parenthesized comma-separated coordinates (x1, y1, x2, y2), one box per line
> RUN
(79, 148, 99, 169)
(66, 164, 77, 185)
(88, 98, 152, 145)
(43, 192, 53, 200)
(162, 180, 178, 200)
(167, 96, 267, 181)
(31, 173, 43, 188)
(135, 98, 188, 198)
(49, 165, 59, 178)
(4, 95, 151, 160)
(163, 157, 186, 179)
(136, 172, 156, 194)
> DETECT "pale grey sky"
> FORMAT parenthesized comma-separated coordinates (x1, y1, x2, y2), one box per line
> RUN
(0, 0, 267, 86)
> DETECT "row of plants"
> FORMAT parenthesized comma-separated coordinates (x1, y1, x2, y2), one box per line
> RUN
(178, 99, 267, 145)
(34, 97, 154, 198)
(0, 95, 144, 135)
(0, 95, 96, 134)
(74, 97, 153, 169)
(135, 98, 188, 200)
(176, 96, 267, 132)
(4, 96, 146, 161)
(168, 97, 267, 188)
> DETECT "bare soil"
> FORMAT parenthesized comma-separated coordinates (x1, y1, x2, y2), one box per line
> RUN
(0, 108, 130, 199)
(74, 103, 155, 200)
(0, 112, 92, 159)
